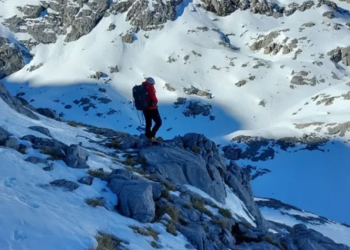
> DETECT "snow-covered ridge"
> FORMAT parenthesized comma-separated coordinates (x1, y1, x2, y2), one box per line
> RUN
(256, 197, 350, 247)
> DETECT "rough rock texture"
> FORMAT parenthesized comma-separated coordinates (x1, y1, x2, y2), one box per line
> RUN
(0, 37, 26, 79)
(107, 172, 157, 223)
(225, 161, 267, 228)
(250, 30, 295, 55)
(327, 122, 350, 136)
(66, 145, 89, 168)
(140, 145, 226, 204)
(328, 46, 350, 66)
(4, 1, 110, 44)
(323, 11, 335, 19)
(0, 81, 39, 120)
(183, 101, 212, 117)
(21, 134, 68, 159)
(122, 33, 134, 43)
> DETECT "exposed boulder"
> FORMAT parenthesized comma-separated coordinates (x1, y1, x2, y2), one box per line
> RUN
(108, 176, 156, 223)
(20, 5, 46, 18)
(176, 223, 208, 250)
(29, 126, 52, 137)
(328, 46, 350, 66)
(122, 33, 134, 43)
(36, 108, 57, 119)
(323, 11, 335, 19)
(236, 80, 247, 87)
(50, 179, 79, 191)
(183, 101, 212, 117)
(78, 176, 94, 185)
(66, 145, 89, 168)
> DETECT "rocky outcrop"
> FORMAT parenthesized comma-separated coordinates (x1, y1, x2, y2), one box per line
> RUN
(140, 145, 226, 203)
(223, 134, 329, 162)
(29, 126, 52, 137)
(0, 37, 26, 79)
(250, 30, 297, 55)
(0, 81, 39, 120)
(36, 108, 58, 119)
(4, 0, 110, 44)
(328, 46, 350, 66)
(290, 71, 319, 86)
(226, 162, 267, 228)
(183, 101, 212, 117)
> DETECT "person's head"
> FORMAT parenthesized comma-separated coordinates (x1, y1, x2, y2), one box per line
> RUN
(145, 77, 155, 85)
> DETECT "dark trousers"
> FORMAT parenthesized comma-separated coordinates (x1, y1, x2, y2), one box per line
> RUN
(143, 109, 162, 138)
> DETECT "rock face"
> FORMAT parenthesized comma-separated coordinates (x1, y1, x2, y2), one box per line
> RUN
(250, 30, 297, 55)
(0, 81, 39, 120)
(225, 161, 267, 228)
(140, 145, 226, 204)
(328, 46, 350, 66)
(0, 37, 26, 79)
(183, 101, 212, 117)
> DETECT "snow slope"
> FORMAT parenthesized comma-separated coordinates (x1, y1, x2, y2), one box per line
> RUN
(256, 197, 350, 246)
(0, 91, 259, 249)
(1, 0, 350, 246)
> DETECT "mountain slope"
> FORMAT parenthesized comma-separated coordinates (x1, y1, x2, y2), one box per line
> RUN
(1, 0, 350, 248)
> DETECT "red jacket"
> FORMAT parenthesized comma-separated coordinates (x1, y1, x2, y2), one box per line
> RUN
(142, 81, 158, 110)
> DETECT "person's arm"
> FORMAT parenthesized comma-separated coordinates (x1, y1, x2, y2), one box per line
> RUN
(148, 85, 158, 105)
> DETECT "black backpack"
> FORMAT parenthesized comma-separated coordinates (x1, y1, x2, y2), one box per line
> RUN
(132, 84, 148, 110)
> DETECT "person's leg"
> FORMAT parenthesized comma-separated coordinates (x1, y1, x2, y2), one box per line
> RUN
(143, 110, 152, 138)
(150, 109, 162, 138)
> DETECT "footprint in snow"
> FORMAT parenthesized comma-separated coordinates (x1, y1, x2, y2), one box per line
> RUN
(4, 177, 16, 188)
(13, 229, 27, 241)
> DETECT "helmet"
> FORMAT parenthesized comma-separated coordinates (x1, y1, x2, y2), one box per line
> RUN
(145, 77, 155, 85)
